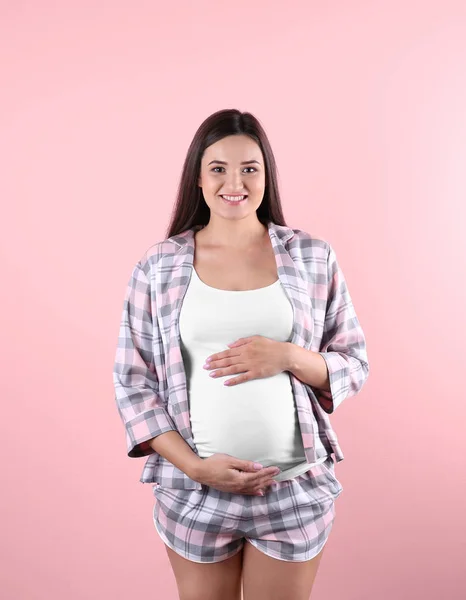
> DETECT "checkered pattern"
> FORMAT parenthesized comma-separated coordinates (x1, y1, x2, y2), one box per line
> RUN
(113, 220, 369, 489)
(152, 455, 343, 563)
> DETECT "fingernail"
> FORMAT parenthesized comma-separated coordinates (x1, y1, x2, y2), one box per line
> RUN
(253, 463, 263, 470)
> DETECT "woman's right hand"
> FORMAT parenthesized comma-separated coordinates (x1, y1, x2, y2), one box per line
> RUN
(194, 453, 281, 495)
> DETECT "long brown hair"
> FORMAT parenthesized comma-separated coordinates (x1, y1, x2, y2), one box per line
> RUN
(165, 109, 288, 239)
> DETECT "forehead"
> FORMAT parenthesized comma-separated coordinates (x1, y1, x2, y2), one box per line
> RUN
(202, 135, 263, 163)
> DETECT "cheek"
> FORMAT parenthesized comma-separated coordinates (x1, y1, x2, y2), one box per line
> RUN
(202, 176, 220, 192)
(250, 175, 266, 190)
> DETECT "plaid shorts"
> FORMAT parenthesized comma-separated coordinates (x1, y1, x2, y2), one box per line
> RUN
(152, 455, 343, 563)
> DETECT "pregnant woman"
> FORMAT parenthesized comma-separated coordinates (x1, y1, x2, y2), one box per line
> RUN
(113, 108, 369, 600)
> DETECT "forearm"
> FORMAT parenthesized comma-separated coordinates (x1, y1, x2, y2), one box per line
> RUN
(148, 431, 204, 481)
(284, 342, 331, 392)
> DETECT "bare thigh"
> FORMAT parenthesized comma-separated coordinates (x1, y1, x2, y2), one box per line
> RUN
(164, 544, 244, 600)
(242, 540, 326, 600)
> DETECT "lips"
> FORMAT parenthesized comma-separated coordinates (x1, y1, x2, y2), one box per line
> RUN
(220, 195, 248, 205)
(220, 195, 248, 200)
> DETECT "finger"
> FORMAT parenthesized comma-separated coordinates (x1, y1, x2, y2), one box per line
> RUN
(259, 477, 278, 489)
(255, 483, 273, 496)
(246, 466, 281, 484)
(247, 477, 276, 495)
(240, 481, 270, 495)
(246, 475, 277, 490)
(227, 374, 249, 386)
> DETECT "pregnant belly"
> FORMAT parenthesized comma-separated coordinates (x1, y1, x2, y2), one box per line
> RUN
(189, 371, 305, 467)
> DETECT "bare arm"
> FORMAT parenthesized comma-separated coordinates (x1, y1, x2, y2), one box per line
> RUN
(148, 431, 204, 481)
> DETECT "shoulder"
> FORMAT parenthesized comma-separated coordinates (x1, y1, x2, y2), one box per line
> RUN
(133, 238, 180, 278)
(287, 227, 332, 260)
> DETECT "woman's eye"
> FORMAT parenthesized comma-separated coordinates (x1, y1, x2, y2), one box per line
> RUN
(211, 167, 257, 173)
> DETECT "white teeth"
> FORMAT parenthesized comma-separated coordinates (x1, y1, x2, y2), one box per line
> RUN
(222, 195, 246, 201)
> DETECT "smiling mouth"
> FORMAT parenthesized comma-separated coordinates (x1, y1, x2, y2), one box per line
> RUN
(220, 195, 248, 204)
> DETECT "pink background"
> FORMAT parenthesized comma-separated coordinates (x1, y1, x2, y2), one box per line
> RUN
(1, 1, 465, 598)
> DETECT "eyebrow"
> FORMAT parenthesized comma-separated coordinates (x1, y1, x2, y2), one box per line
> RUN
(207, 159, 261, 166)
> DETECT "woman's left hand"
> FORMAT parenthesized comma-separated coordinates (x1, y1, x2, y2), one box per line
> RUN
(203, 335, 291, 386)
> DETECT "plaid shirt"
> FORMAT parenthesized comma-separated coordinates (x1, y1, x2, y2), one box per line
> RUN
(113, 221, 370, 489)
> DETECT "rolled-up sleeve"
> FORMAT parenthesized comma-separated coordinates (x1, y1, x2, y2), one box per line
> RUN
(308, 243, 370, 414)
(113, 261, 176, 458)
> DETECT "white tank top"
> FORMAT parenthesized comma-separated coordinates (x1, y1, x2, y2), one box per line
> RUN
(179, 266, 327, 481)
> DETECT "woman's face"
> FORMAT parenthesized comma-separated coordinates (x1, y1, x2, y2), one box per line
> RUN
(198, 134, 266, 220)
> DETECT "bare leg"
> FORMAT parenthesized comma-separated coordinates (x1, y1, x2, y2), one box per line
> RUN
(164, 544, 244, 600)
(242, 540, 326, 600)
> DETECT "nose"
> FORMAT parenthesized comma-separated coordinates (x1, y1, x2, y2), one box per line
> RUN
(223, 171, 247, 194)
